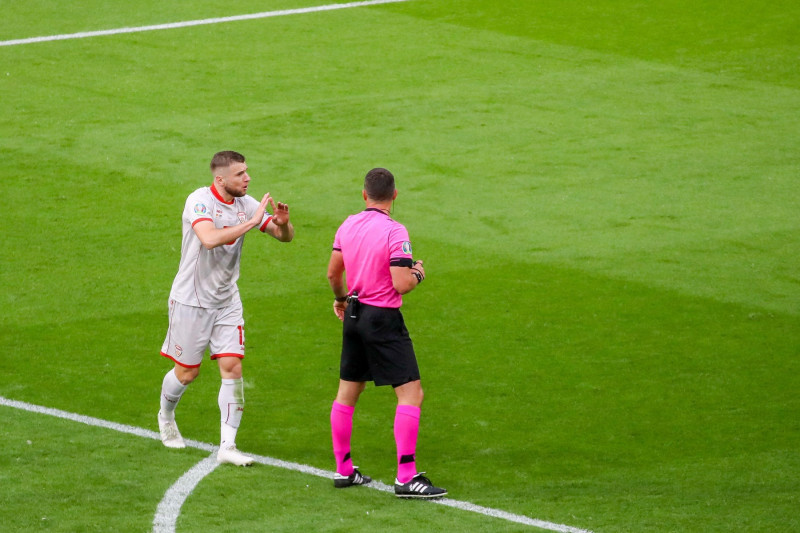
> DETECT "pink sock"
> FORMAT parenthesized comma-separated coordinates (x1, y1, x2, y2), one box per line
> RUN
(394, 404, 421, 483)
(331, 401, 355, 476)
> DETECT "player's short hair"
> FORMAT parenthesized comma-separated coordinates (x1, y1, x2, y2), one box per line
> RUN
(364, 168, 395, 201)
(210, 151, 246, 172)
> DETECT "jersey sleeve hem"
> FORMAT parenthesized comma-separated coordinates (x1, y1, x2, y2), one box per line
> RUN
(191, 217, 213, 227)
(259, 216, 274, 232)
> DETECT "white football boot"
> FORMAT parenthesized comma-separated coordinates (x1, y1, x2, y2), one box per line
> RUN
(217, 446, 254, 466)
(158, 412, 186, 449)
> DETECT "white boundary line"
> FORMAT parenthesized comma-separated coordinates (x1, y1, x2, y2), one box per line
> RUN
(0, 0, 411, 48)
(153, 455, 219, 533)
(0, 395, 593, 533)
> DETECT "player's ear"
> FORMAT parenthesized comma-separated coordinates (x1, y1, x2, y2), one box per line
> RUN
(362, 190, 368, 201)
(392, 189, 398, 200)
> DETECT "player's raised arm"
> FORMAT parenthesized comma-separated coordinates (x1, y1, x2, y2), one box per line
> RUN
(193, 194, 269, 250)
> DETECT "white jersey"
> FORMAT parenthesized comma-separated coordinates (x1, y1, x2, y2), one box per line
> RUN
(169, 185, 272, 308)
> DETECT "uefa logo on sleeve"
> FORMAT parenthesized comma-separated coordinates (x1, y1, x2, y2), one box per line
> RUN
(402, 241, 413, 254)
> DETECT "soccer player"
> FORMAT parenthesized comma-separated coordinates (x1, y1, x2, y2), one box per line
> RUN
(326, 168, 446, 498)
(157, 150, 294, 466)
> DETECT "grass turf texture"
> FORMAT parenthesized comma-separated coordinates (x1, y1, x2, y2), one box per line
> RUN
(1, 1, 798, 532)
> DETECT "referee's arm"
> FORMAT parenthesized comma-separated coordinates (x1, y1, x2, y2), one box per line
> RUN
(327, 250, 349, 321)
(327, 250, 347, 298)
(391, 260, 424, 295)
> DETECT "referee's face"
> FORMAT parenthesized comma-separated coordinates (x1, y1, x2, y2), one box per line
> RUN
(219, 162, 251, 198)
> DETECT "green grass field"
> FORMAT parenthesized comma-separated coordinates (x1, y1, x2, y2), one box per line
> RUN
(1, 1, 798, 531)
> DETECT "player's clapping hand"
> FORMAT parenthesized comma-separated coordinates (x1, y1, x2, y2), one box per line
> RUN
(250, 193, 271, 225)
(268, 196, 290, 226)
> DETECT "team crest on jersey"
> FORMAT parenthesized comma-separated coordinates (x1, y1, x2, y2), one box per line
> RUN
(175, 344, 183, 357)
(238, 212, 247, 223)
(215, 208, 223, 219)
(402, 241, 413, 254)
(193, 203, 209, 216)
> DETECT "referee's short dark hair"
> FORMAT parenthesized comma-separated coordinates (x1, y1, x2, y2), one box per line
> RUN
(364, 168, 395, 201)
(210, 151, 245, 172)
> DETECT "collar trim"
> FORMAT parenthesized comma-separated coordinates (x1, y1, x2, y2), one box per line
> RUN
(211, 182, 234, 205)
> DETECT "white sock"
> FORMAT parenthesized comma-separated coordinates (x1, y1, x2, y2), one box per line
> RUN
(160, 369, 188, 421)
(219, 378, 244, 448)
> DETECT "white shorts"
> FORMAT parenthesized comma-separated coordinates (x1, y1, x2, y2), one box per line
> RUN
(160, 297, 245, 368)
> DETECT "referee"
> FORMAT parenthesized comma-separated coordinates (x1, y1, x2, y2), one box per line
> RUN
(326, 168, 446, 499)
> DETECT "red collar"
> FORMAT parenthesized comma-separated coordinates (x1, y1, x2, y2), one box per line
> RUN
(210, 182, 234, 205)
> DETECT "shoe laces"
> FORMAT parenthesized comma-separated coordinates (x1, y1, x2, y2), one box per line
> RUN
(412, 473, 432, 485)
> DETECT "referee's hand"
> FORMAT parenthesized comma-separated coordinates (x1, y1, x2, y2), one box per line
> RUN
(333, 299, 347, 321)
(412, 260, 425, 280)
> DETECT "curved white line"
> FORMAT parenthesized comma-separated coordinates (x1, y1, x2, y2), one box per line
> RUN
(0, 0, 412, 47)
(153, 455, 219, 533)
(0, 396, 593, 533)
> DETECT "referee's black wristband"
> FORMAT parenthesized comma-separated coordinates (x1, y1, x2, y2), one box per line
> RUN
(411, 269, 423, 283)
(334, 295, 348, 302)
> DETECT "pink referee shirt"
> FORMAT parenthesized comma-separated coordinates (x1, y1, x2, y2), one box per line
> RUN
(333, 208, 414, 308)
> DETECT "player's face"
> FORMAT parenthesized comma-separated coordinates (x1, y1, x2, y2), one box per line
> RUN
(220, 162, 250, 198)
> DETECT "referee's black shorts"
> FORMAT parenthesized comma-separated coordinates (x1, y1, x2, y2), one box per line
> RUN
(340, 302, 420, 387)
